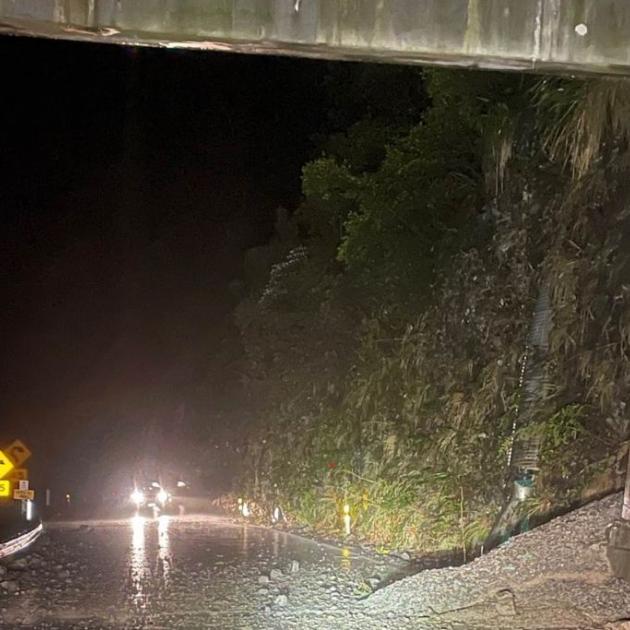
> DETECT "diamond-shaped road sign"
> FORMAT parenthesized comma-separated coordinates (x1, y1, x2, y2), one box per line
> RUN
(5, 440, 31, 468)
(8, 468, 28, 482)
(0, 450, 14, 479)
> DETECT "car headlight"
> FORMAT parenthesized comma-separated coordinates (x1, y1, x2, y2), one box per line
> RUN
(130, 489, 145, 505)
(156, 489, 169, 505)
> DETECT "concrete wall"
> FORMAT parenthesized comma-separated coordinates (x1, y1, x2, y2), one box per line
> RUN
(1, 0, 629, 76)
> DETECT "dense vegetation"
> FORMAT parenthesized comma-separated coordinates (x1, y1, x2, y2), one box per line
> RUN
(232, 65, 630, 554)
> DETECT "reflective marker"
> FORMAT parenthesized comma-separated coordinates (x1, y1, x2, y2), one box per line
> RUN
(343, 503, 351, 535)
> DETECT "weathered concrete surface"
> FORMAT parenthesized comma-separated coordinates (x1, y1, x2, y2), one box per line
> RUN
(0, 1, 630, 76)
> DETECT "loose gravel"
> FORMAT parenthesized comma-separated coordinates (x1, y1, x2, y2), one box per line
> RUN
(0, 495, 628, 629)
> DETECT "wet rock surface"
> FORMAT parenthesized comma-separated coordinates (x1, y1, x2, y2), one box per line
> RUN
(0, 495, 627, 628)
(0, 513, 403, 628)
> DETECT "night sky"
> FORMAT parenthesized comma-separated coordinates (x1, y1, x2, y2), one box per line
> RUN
(0, 35, 329, 496)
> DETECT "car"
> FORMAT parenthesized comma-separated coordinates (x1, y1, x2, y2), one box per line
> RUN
(129, 481, 174, 517)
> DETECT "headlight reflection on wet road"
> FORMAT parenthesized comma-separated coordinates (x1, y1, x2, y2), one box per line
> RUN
(271, 528, 289, 559)
(129, 515, 148, 609)
(340, 546, 352, 571)
(129, 515, 173, 607)
(157, 515, 172, 588)
(241, 523, 249, 557)
(27, 515, 411, 628)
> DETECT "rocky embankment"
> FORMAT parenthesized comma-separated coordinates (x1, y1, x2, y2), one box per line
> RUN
(361, 493, 630, 629)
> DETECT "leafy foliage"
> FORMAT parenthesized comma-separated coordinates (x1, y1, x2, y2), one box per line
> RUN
(231, 67, 628, 553)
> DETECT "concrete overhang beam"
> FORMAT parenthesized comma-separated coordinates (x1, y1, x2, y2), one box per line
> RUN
(0, 1, 629, 76)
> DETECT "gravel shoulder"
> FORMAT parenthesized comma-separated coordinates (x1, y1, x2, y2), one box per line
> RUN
(360, 492, 630, 629)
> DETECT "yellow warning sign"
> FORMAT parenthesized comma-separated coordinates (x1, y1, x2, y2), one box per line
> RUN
(0, 480, 11, 497)
(0, 450, 14, 479)
(5, 440, 31, 467)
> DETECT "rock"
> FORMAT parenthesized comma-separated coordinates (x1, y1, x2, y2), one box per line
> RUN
(399, 551, 411, 561)
(289, 560, 300, 574)
(258, 575, 270, 584)
(494, 589, 517, 616)
(257, 587, 269, 595)
(58, 570, 70, 579)
(274, 594, 288, 607)
(605, 623, 630, 629)
(269, 568, 283, 580)
(0, 566, 7, 578)
(0, 580, 19, 593)
(9, 558, 28, 571)
(366, 576, 381, 589)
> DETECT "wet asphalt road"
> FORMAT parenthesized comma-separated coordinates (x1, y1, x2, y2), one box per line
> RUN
(0, 514, 407, 629)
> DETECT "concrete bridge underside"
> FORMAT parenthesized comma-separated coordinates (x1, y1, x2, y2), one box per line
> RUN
(1, 1, 630, 76)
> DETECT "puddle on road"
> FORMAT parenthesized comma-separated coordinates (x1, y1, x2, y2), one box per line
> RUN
(157, 514, 172, 589)
(49, 515, 410, 580)
(116, 515, 394, 623)
(128, 515, 148, 609)
(128, 515, 175, 609)
(119, 514, 395, 603)
(29, 516, 415, 627)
